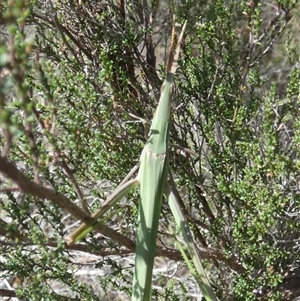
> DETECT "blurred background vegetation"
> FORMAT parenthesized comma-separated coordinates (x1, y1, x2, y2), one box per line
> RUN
(0, 0, 299, 300)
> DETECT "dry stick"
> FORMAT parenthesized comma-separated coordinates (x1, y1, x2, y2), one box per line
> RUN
(65, 162, 142, 245)
(0, 156, 135, 250)
(0, 214, 234, 264)
(56, 157, 90, 215)
(0, 156, 88, 221)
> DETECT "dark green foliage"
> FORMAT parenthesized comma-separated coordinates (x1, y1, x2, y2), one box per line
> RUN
(0, 0, 299, 300)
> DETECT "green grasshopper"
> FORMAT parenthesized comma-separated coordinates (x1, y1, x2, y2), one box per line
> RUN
(66, 19, 218, 301)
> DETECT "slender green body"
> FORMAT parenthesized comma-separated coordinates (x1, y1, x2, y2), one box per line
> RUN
(132, 73, 174, 301)
(66, 20, 196, 301)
